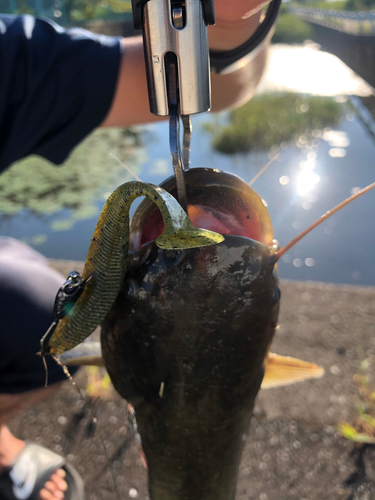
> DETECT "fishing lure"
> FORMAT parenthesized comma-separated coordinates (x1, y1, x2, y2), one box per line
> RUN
(40, 180, 223, 355)
(46, 169, 375, 500)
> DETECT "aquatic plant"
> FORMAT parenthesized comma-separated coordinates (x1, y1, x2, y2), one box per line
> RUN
(0, 128, 144, 223)
(204, 93, 342, 155)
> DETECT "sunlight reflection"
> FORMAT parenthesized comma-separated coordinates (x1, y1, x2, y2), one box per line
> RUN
(300, 160, 316, 171)
(323, 130, 350, 148)
(302, 200, 313, 210)
(335, 96, 347, 103)
(329, 148, 347, 158)
(305, 258, 315, 267)
(293, 258, 304, 268)
(296, 171, 321, 196)
(306, 192, 319, 203)
(256, 45, 373, 96)
(279, 175, 290, 185)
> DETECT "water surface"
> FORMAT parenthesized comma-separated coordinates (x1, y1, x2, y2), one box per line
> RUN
(1, 44, 375, 286)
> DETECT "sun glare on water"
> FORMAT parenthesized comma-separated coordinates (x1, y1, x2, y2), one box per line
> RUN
(296, 171, 321, 197)
(257, 44, 373, 96)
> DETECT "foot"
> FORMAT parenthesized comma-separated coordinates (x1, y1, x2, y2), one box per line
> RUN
(0, 426, 68, 500)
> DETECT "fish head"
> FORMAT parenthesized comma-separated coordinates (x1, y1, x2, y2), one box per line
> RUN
(103, 168, 280, 405)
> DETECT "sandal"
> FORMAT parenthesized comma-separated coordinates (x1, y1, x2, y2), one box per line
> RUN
(0, 442, 85, 500)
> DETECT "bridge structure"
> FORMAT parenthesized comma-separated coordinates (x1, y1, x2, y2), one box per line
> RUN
(291, 7, 375, 35)
(291, 7, 375, 89)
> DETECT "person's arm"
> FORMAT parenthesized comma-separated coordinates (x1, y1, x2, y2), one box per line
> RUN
(102, 0, 270, 127)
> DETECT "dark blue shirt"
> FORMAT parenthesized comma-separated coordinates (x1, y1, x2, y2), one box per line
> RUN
(0, 15, 122, 172)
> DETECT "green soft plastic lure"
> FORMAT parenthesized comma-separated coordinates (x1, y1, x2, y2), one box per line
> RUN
(45, 181, 224, 355)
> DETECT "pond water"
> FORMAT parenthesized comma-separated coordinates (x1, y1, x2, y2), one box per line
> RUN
(1, 44, 375, 286)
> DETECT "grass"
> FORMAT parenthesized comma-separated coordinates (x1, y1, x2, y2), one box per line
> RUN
(272, 12, 313, 44)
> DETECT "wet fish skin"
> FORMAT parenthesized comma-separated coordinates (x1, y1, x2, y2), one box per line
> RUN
(101, 236, 279, 500)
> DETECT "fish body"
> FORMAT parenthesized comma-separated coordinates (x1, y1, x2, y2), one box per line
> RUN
(102, 238, 278, 500)
(101, 169, 280, 500)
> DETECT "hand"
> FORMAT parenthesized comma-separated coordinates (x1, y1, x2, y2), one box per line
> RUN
(102, 0, 273, 127)
(209, 0, 272, 51)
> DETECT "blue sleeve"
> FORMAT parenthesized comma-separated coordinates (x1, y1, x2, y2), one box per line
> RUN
(0, 15, 122, 172)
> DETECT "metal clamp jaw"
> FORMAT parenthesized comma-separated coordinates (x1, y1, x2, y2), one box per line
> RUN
(131, 1, 215, 212)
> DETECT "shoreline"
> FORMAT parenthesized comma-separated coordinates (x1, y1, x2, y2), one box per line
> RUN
(49, 258, 375, 292)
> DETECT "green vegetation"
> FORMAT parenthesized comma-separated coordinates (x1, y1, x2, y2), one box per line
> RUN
(345, 0, 375, 10)
(272, 12, 313, 44)
(104, 0, 132, 13)
(292, 1, 347, 9)
(292, 0, 375, 10)
(0, 128, 144, 228)
(68, 0, 132, 22)
(338, 358, 375, 444)
(204, 93, 342, 155)
(316, 1, 347, 8)
(10, 0, 132, 22)
(14, 0, 35, 15)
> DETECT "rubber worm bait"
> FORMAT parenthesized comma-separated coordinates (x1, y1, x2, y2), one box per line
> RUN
(46, 181, 223, 355)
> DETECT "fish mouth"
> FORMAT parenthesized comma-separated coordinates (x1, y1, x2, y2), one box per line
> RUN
(130, 168, 274, 252)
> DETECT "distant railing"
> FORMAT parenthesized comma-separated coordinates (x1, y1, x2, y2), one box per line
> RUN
(290, 7, 375, 35)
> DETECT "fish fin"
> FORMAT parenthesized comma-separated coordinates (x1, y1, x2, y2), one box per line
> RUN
(261, 352, 324, 389)
(59, 341, 104, 367)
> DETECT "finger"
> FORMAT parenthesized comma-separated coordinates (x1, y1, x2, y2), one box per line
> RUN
(40, 480, 64, 499)
(39, 486, 64, 500)
(54, 469, 66, 479)
(50, 470, 68, 491)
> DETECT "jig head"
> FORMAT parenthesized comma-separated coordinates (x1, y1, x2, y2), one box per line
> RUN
(39, 271, 93, 357)
(53, 271, 93, 320)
